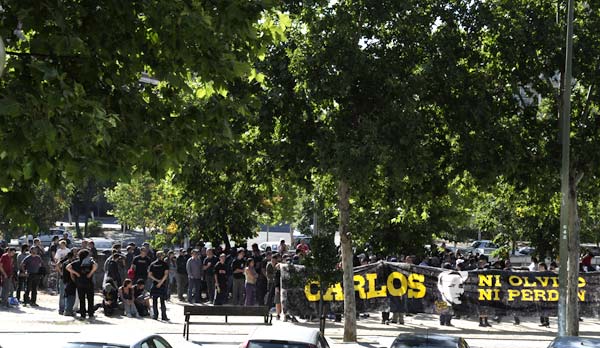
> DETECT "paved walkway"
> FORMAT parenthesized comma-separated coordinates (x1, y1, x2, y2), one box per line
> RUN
(0, 291, 598, 348)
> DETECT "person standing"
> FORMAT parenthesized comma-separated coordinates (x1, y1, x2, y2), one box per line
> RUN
(21, 247, 43, 306)
(538, 262, 550, 327)
(296, 239, 310, 255)
(54, 240, 70, 263)
(244, 258, 258, 306)
(104, 249, 123, 287)
(125, 245, 136, 270)
(131, 247, 152, 290)
(214, 254, 228, 305)
(231, 248, 246, 305)
(48, 236, 60, 263)
(0, 247, 16, 307)
(265, 253, 279, 308)
(166, 251, 177, 300)
(67, 249, 98, 319)
(186, 249, 203, 303)
(16, 244, 29, 302)
(277, 239, 288, 254)
(61, 232, 73, 248)
(148, 251, 169, 321)
(175, 248, 189, 301)
(58, 251, 76, 316)
(203, 248, 218, 304)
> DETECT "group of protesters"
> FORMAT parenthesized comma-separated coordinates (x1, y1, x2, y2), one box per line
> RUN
(173, 238, 309, 321)
(355, 242, 600, 329)
(0, 235, 311, 323)
(7, 234, 596, 329)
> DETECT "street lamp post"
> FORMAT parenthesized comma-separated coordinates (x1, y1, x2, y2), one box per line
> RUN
(558, 0, 575, 337)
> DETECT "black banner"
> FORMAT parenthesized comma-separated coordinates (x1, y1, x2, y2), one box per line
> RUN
(280, 261, 600, 317)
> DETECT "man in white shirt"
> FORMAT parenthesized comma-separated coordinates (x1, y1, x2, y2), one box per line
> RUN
(528, 257, 538, 272)
(54, 240, 70, 262)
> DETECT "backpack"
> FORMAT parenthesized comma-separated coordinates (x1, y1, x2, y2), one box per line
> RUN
(127, 268, 135, 280)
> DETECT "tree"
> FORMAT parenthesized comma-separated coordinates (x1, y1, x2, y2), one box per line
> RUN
(261, 1, 479, 340)
(105, 174, 156, 237)
(0, 1, 288, 227)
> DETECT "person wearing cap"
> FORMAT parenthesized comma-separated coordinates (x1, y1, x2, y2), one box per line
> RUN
(175, 248, 189, 301)
(231, 248, 246, 305)
(186, 249, 203, 303)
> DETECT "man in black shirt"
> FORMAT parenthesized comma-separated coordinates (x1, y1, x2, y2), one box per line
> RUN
(203, 248, 218, 304)
(231, 248, 245, 305)
(48, 236, 59, 262)
(59, 251, 76, 316)
(214, 254, 228, 305)
(148, 251, 169, 320)
(131, 247, 152, 290)
(104, 249, 123, 286)
(175, 248, 189, 301)
(67, 249, 98, 319)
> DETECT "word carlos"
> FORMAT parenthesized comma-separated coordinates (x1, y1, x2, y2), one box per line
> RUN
(478, 274, 587, 302)
(304, 272, 426, 302)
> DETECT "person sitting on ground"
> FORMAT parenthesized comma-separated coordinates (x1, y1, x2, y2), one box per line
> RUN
(119, 278, 140, 318)
(133, 278, 150, 317)
(101, 277, 120, 317)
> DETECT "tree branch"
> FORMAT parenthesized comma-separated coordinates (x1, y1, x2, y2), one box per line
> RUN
(580, 83, 594, 120)
(6, 50, 82, 60)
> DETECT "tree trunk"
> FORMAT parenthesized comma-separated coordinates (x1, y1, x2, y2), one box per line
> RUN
(338, 180, 356, 342)
(566, 173, 581, 335)
(143, 225, 147, 238)
(84, 217, 89, 237)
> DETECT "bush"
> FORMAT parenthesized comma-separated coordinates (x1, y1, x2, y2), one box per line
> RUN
(86, 220, 103, 237)
(150, 232, 168, 250)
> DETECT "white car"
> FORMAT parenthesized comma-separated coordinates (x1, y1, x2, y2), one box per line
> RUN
(468, 240, 498, 256)
(60, 333, 191, 348)
(19, 229, 72, 246)
(258, 241, 280, 252)
(240, 326, 331, 348)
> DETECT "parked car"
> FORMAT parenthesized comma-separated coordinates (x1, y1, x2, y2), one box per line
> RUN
(258, 241, 280, 252)
(79, 237, 116, 256)
(391, 334, 470, 348)
(466, 240, 498, 256)
(19, 229, 72, 246)
(240, 326, 331, 348)
(514, 246, 535, 256)
(547, 336, 600, 347)
(60, 333, 177, 348)
(293, 235, 312, 249)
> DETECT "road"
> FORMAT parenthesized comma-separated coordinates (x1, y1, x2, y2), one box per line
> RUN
(1, 291, 598, 348)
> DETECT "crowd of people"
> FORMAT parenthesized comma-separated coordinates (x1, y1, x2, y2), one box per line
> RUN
(0, 235, 310, 322)
(1, 235, 597, 327)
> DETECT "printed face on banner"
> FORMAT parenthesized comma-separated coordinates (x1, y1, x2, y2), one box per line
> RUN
(437, 271, 468, 305)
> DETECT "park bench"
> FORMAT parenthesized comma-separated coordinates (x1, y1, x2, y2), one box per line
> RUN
(183, 304, 272, 340)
